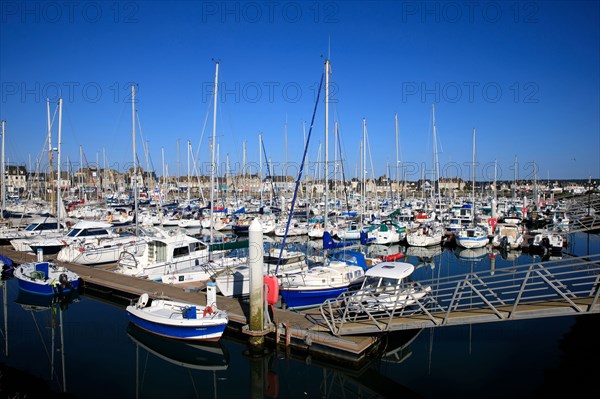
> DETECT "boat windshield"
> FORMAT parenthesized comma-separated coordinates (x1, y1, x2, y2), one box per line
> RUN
(67, 228, 81, 237)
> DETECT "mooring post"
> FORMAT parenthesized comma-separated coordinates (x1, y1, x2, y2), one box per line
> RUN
(248, 218, 265, 347)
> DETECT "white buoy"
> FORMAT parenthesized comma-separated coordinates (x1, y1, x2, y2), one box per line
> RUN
(206, 281, 217, 309)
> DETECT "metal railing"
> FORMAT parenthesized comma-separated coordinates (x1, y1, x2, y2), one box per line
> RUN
(319, 254, 600, 335)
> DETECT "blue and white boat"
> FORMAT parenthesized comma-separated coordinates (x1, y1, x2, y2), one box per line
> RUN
(14, 261, 80, 295)
(126, 294, 228, 341)
(278, 251, 368, 310)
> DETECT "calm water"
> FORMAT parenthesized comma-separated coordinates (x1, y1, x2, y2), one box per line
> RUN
(1, 232, 599, 398)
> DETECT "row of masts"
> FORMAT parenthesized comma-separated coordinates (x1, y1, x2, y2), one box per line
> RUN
(1, 61, 544, 220)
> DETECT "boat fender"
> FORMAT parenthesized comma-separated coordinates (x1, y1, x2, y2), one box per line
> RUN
(264, 275, 279, 305)
(203, 306, 215, 317)
(136, 293, 149, 309)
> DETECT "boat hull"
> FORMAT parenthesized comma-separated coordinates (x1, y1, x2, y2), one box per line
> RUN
(280, 286, 349, 310)
(126, 299, 228, 341)
(127, 313, 226, 341)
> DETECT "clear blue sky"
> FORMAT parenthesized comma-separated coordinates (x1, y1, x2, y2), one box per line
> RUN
(1, 1, 598, 182)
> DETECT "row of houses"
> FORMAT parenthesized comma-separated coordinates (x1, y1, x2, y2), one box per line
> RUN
(1, 165, 597, 198)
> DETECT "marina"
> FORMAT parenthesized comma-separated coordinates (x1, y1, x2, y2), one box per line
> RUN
(1, 2, 598, 396)
(2, 216, 600, 358)
(0, 191, 599, 364)
(0, 231, 598, 398)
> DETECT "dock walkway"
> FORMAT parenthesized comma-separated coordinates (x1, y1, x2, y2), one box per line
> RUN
(1, 247, 378, 361)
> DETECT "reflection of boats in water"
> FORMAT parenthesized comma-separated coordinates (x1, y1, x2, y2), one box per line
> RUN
(14, 287, 78, 393)
(492, 248, 521, 261)
(15, 288, 79, 312)
(405, 245, 442, 259)
(127, 323, 228, 371)
(454, 245, 489, 261)
(367, 244, 403, 258)
(405, 245, 442, 269)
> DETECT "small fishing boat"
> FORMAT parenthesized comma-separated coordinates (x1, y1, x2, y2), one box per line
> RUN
(529, 229, 564, 254)
(344, 262, 432, 314)
(455, 226, 489, 249)
(491, 223, 524, 250)
(14, 261, 80, 295)
(126, 293, 228, 341)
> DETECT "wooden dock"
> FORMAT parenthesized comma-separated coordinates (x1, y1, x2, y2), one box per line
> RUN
(1, 246, 379, 363)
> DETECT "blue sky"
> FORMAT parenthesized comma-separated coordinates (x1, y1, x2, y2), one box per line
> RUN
(1, 1, 598, 182)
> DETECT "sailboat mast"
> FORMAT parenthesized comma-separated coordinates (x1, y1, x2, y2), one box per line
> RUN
(431, 104, 442, 215)
(472, 128, 476, 225)
(47, 98, 54, 214)
(187, 140, 191, 203)
(1, 120, 5, 216)
(79, 145, 83, 199)
(210, 61, 219, 244)
(324, 59, 330, 230)
(161, 146, 165, 203)
(259, 133, 263, 206)
(57, 98, 63, 227)
(242, 140, 246, 200)
(362, 118, 367, 225)
(395, 112, 399, 202)
(131, 85, 138, 233)
(334, 121, 338, 204)
(533, 160, 537, 208)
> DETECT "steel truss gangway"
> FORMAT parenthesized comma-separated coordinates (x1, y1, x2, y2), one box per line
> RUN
(553, 190, 600, 233)
(318, 254, 600, 336)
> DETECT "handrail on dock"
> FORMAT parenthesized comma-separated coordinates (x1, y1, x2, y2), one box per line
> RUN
(320, 254, 600, 336)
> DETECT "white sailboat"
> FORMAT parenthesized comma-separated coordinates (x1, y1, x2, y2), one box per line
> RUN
(406, 104, 443, 247)
(456, 128, 488, 249)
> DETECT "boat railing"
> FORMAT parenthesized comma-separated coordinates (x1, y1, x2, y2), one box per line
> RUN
(118, 250, 139, 268)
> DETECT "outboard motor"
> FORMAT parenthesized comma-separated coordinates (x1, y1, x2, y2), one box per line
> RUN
(501, 236, 509, 250)
(59, 273, 72, 289)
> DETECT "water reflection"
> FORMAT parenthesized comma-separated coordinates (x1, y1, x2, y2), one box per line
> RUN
(14, 288, 79, 394)
(405, 245, 442, 270)
(127, 323, 229, 371)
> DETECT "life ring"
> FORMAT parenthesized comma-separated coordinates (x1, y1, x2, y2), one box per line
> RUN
(203, 306, 214, 317)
